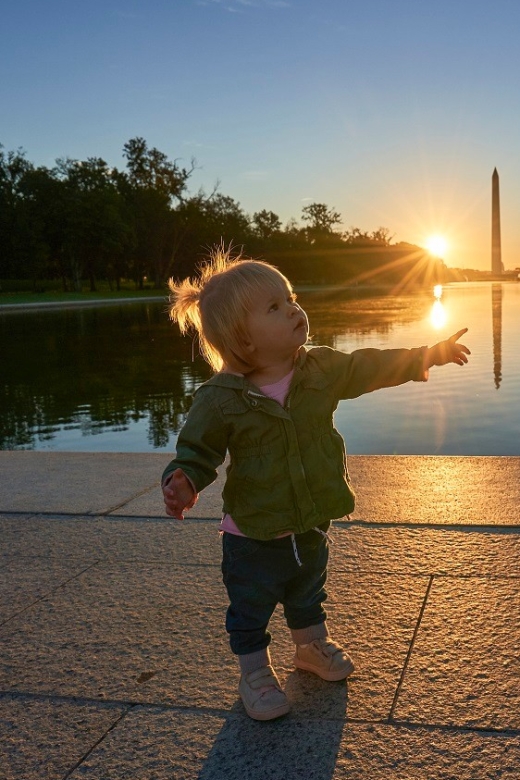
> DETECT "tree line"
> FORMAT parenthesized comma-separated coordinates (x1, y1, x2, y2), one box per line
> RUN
(0, 138, 447, 291)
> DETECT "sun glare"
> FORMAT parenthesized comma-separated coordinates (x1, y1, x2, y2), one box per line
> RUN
(425, 234, 448, 258)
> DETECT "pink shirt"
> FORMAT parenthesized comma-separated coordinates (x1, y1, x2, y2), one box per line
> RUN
(219, 369, 294, 536)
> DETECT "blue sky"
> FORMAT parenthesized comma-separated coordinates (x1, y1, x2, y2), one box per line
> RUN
(2, 0, 520, 270)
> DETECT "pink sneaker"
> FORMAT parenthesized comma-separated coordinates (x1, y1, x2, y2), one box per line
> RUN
(238, 665, 291, 721)
(294, 638, 355, 681)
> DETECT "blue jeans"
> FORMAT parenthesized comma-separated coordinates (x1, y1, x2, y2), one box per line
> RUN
(221, 524, 329, 656)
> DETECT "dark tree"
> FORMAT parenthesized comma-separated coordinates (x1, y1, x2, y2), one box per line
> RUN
(55, 157, 131, 291)
(252, 209, 282, 242)
(119, 137, 194, 288)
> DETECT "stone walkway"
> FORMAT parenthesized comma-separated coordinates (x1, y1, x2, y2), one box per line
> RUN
(1, 452, 519, 779)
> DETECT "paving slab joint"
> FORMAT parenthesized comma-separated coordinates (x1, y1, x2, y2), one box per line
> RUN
(61, 704, 136, 779)
(336, 519, 520, 533)
(387, 575, 434, 723)
(102, 482, 162, 516)
(0, 560, 101, 630)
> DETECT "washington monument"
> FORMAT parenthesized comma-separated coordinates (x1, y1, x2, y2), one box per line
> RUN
(492, 168, 503, 274)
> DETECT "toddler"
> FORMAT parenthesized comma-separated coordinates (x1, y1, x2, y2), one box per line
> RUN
(162, 248, 470, 721)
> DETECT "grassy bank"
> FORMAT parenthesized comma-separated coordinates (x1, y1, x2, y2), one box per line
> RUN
(0, 288, 167, 306)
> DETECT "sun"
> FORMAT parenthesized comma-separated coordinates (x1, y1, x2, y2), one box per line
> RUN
(425, 234, 448, 258)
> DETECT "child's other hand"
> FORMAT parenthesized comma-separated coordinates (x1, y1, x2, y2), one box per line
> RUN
(162, 468, 197, 520)
(427, 328, 471, 368)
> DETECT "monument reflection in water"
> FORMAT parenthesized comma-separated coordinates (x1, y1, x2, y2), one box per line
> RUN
(0, 281, 519, 454)
(492, 284, 503, 390)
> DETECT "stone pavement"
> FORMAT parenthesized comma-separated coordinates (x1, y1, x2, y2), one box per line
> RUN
(1, 451, 519, 780)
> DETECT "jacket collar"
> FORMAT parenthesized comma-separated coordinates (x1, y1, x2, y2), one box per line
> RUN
(199, 346, 310, 392)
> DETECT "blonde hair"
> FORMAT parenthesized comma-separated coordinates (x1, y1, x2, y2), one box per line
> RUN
(168, 246, 293, 373)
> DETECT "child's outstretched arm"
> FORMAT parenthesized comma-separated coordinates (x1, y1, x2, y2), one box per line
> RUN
(425, 328, 471, 370)
(162, 468, 198, 520)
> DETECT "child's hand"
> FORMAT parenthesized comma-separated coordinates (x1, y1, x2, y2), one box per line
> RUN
(427, 328, 471, 368)
(162, 468, 198, 520)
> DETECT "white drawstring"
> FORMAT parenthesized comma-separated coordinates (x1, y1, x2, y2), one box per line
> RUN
(312, 526, 333, 544)
(291, 534, 303, 567)
(291, 526, 331, 567)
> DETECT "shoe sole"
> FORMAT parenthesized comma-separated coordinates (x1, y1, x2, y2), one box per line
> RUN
(293, 656, 355, 681)
(241, 699, 291, 721)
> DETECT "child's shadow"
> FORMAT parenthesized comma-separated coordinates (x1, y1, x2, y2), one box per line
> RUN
(197, 669, 349, 780)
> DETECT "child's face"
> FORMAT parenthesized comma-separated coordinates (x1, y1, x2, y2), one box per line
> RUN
(244, 281, 309, 364)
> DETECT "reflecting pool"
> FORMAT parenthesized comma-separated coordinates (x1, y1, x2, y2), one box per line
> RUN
(1, 282, 519, 454)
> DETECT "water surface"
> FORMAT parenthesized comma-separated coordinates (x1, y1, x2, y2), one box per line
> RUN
(1, 282, 518, 455)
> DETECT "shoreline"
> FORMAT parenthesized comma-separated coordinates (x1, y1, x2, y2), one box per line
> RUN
(1, 278, 518, 312)
(0, 295, 166, 312)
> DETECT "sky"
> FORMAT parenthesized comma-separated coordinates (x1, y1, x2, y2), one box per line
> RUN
(2, 0, 520, 271)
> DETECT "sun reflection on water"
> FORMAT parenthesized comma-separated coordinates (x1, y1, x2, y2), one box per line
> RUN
(430, 285, 447, 329)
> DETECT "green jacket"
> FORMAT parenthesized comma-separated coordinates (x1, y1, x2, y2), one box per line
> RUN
(162, 345, 427, 540)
